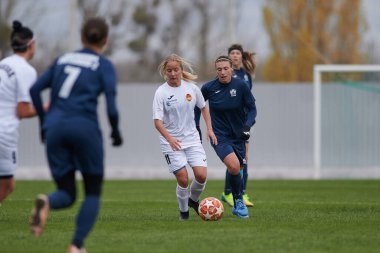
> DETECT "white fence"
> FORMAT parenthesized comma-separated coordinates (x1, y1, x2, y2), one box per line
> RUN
(16, 83, 380, 179)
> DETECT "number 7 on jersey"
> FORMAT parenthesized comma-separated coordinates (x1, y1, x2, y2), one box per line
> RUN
(59, 66, 81, 98)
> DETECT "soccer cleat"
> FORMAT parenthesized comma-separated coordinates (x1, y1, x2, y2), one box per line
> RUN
(188, 198, 199, 215)
(221, 192, 234, 207)
(179, 210, 189, 221)
(243, 193, 254, 207)
(232, 198, 249, 219)
(30, 194, 49, 238)
(67, 245, 88, 253)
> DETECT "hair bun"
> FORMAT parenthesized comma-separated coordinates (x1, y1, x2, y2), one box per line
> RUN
(12, 20, 23, 31)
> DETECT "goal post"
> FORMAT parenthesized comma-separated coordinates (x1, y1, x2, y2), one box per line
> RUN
(313, 64, 380, 179)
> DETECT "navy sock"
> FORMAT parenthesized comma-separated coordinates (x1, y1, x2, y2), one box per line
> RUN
(242, 164, 248, 194)
(239, 169, 244, 195)
(48, 190, 74, 209)
(224, 169, 232, 195)
(72, 195, 100, 248)
(229, 173, 242, 206)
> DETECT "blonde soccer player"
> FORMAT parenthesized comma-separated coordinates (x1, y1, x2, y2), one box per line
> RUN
(153, 54, 217, 220)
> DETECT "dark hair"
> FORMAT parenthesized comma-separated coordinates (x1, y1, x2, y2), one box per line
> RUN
(81, 18, 108, 45)
(228, 44, 243, 54)
(228, 43, 256, 75)
(215, 55, 232, 66)
(11, 20, 34, 52)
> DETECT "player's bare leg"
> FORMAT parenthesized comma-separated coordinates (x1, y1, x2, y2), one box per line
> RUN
(30, 194, 49, 237)
(67, 244, 88, 253)
(0, 177, 15, 204)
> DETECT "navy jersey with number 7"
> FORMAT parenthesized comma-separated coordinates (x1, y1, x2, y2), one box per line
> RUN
(30, 48, 119, 130)
(30, 48, 120, 177)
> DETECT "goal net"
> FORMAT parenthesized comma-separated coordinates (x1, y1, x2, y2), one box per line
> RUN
(313, 65, 380, 178)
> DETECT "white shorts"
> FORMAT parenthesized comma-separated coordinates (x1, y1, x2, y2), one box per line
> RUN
(162, 143, 207, 174)
(0, 144, 17, 176)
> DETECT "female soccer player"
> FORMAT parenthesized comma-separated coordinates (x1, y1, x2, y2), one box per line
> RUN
(221, 44, 257, 207)
(29, 18, 123, 253)
(0, 21, 39, 205)
(201, 56, 257, 218)
(153, 54, 217, 220)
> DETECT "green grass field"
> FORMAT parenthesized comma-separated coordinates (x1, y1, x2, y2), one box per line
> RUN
(1, 180, 379, 253)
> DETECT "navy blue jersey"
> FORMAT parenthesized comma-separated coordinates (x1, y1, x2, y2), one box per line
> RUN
(30, 48, 120, 177)
(233, 67, 252, 90)
(30, 48, 119, 130)
(201, 77, 256, 142)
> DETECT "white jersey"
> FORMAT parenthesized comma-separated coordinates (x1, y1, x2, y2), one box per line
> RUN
(0, 54, 37, 147)
(153, 80, 205, 151)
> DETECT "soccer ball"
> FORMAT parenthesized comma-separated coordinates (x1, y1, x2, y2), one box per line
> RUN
(198, 197, 224, 221)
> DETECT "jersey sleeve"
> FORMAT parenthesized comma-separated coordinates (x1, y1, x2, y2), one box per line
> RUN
(200, 83, 209, 101)
(193, 84, 205, 127)
(247, 73, 253, 90)
(30, 63, 55, 124)
(100, 59, 120, 131)
(152, 88, 164, 120)
(194, 84, 206, 109)
(242, 83, 257, 127)
(17, 66, 37, 103)
(242, 69, 253, 90)
(194, 83, 209, 126)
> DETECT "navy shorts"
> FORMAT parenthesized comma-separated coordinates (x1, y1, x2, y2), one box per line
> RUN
(45, 119, 104, 180)
(211, 139, 246, 167)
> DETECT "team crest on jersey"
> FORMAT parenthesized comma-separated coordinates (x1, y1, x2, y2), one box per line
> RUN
(185, 93, 192, 101)
(230, 89, 237, 97)
(244, 74, 249, 81)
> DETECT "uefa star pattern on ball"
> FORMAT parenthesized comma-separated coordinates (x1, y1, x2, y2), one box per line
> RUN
(198, 197, 224, 221)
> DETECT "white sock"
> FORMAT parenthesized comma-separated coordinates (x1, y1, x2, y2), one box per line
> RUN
(176, 184, 189, 212)
(189, 179, 206, 202)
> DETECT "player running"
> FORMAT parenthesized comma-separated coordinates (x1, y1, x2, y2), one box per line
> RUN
(153, 54, 217, 220)
(221, 44, 257, 207)
(0, 21, 40, 205)
(200, 56, 257, 219)
(29, 18, 122, 253)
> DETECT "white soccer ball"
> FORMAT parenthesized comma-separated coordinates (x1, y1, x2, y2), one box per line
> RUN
(198, 197, 224, 221)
